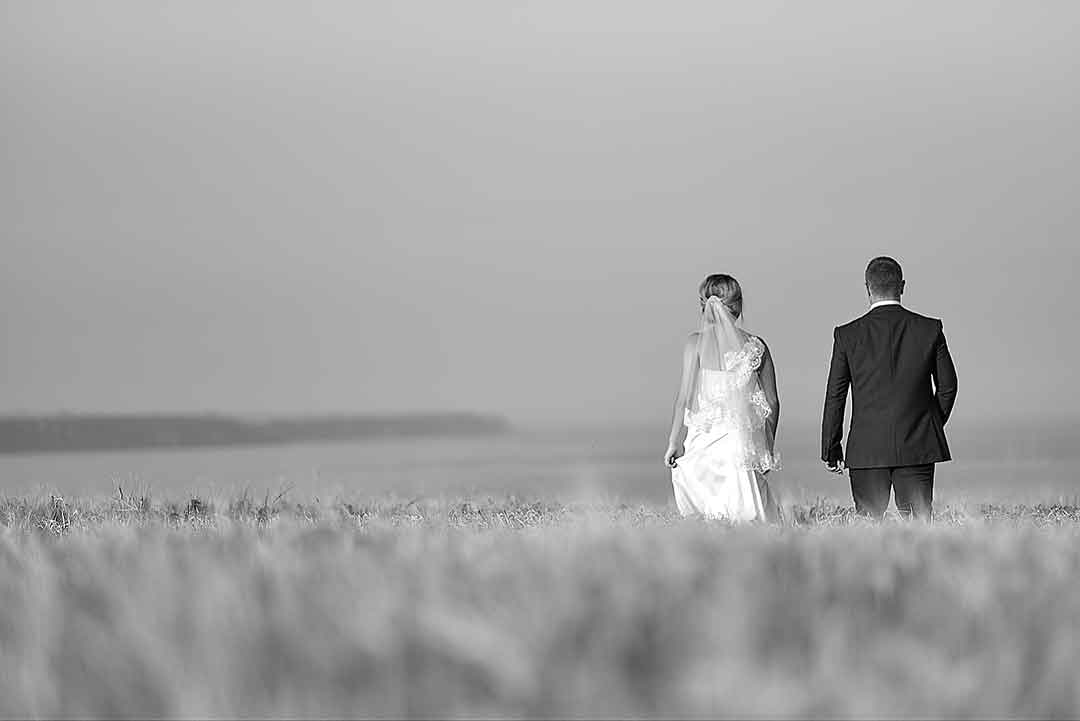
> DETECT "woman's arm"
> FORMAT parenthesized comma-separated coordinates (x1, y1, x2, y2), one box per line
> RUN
(758, 339, 781, 454)
(664, 334, 699, 467)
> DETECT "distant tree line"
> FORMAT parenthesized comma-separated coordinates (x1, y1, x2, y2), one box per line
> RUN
(0, 413, 511, 454)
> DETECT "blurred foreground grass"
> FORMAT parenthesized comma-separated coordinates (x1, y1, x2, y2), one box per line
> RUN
(2, 493, 1080, 718)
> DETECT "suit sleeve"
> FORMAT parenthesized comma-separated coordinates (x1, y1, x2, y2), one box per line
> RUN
(821, 327, 850, 463)
(931, 321, 958, 424)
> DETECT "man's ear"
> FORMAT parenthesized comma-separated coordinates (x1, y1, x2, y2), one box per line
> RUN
(899, 280, 906, 296)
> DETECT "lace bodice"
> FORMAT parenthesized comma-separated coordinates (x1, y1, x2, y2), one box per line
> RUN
(680, 301, 781, 474)
(685, 336, 773, 438)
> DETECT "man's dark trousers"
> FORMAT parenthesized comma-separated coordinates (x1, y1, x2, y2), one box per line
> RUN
(849, 464, 935, 520)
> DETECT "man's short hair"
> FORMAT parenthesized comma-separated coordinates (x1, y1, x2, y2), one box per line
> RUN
(865, 256, 903, 297)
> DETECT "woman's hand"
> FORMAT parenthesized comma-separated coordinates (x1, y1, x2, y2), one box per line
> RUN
(664, 442, 685, 469)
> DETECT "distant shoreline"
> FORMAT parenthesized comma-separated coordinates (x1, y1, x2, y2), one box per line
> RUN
(0, 413, 511, 455)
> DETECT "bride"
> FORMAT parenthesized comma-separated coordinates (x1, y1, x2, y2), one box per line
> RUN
(663, 274, 781, 522)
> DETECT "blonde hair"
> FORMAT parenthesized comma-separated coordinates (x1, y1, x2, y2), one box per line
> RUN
(698, 274, 743, 318)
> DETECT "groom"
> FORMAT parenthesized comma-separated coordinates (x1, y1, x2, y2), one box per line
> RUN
(821, 257, 958, 520)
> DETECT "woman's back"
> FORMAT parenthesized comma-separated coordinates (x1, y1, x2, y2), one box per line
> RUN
(665, 276, 781, 522)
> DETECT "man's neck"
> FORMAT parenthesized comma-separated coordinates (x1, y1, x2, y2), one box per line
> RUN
(869, 297, 901, 310)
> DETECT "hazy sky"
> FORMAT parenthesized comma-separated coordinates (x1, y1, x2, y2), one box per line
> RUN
(3, 1, 1079, 427)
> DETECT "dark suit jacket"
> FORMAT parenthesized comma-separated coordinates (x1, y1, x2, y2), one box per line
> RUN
(821, 304, 957, 469)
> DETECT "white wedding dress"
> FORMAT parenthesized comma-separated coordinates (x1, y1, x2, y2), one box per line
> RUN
(671, 331, 780, 522)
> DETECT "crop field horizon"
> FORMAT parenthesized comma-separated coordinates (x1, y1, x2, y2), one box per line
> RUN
(2, 493, 1080, 718)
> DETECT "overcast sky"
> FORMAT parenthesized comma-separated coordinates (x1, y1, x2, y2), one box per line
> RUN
(2, 1, 1078, 427)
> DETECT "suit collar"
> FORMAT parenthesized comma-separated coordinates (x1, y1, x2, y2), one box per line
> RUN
(867, 301, 903, 315)
(869, 299, 902, 311)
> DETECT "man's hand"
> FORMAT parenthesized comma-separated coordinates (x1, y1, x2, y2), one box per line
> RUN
(823, 459, 846, 474)
(664, 442, 685, 469)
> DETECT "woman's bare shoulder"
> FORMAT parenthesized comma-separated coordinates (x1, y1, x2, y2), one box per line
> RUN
(750, 334, 773, 359)
(683, 332, 700, 358)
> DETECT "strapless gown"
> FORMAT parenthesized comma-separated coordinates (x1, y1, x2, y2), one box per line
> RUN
(671, 342, 779, 522)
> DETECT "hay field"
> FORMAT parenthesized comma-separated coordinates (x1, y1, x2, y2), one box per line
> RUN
(2, 494, 1079, 718)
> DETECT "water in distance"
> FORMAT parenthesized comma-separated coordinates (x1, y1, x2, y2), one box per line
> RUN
(1, 420, 1078, 506)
